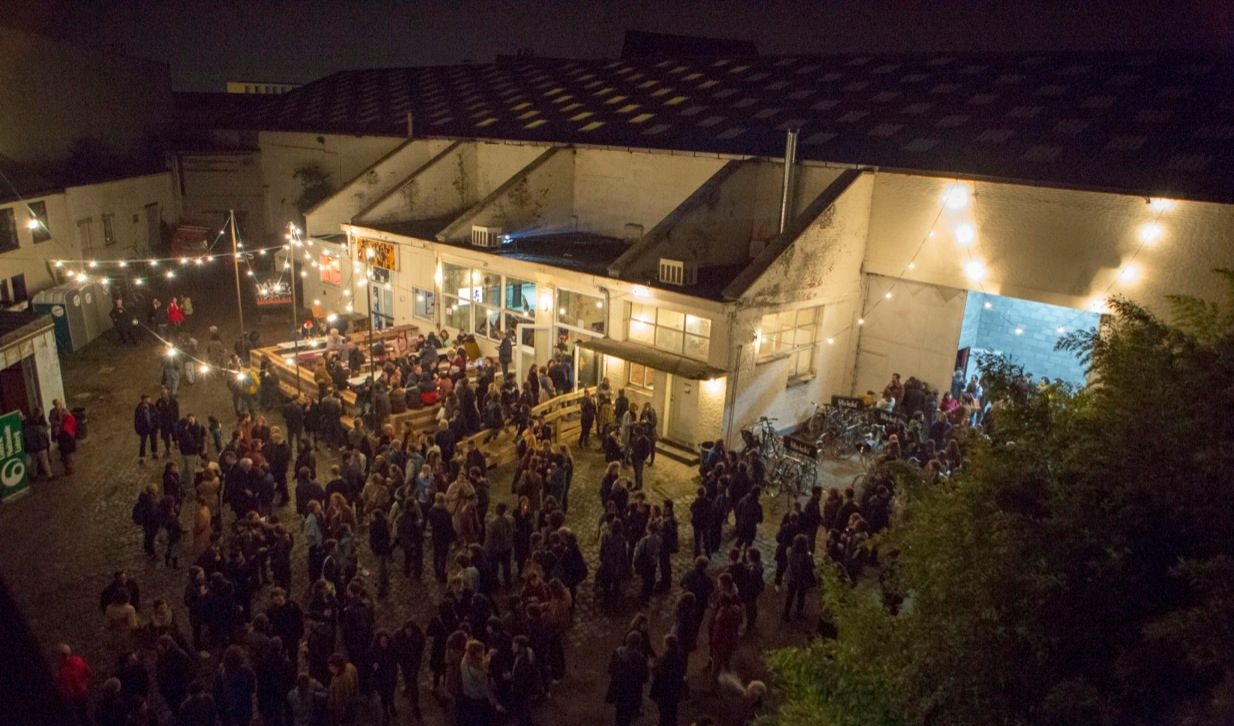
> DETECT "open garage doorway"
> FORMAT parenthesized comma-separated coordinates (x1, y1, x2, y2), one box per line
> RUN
(956, 292, 1098, 387)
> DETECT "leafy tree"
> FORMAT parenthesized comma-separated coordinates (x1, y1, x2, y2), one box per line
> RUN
(768, 271, 1234, 726)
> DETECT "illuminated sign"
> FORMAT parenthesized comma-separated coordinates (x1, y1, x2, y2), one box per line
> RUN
(355, 238, 397, 271)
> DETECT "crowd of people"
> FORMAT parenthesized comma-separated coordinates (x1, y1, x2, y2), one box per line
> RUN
(43, 309, 809, 726)
(31, 281, 1001, 726)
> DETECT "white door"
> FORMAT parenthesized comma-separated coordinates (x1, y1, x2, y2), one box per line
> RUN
(667, 374, 699, 445)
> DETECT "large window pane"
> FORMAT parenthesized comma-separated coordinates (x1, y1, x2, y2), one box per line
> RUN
(506, 277, 535, 313)
(557, 289, 606, 334)
(29, 201, 50, 243)
(477, 304, 501, 339)
(0, 209, 16, 252)
(443, 296, 470, 331)
(685, 314, 710, 337)
(685, 334, 710, 360)
(658, 308, 685, 331)
(414, 288, 436, 319)
(655, 326, 683, 352)
(479, 273, 501, 306)
(443, 263, 469, 294)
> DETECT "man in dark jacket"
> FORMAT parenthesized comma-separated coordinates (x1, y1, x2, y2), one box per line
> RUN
(426, 494, 455, 583)
(282, 397, 305, 452)
(22, 413, 53, 481)
(498, 331, 513, 378)
(689, 489, 712, 558)
(155, 387, 180, 459)
(265, 588, 305, 659)
(799, 486, 823, 555)
(111, 298, 139, 345)
(457, 378, 480, 435)
(578, 390, 596, 448)
(607, 631, 650, 726)
(734, 487, 764, 550)
(629, 425, 651, 491)
(135, 393, 159, 463)
(176, 413, 207, 484)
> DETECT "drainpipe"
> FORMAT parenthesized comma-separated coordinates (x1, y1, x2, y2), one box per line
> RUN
(778, 128, 799, 235)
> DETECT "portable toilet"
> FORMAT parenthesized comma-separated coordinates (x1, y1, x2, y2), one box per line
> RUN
(31, 281, 110, 353)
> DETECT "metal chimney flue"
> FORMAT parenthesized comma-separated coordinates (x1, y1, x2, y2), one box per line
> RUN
(778, 128, 799, 235)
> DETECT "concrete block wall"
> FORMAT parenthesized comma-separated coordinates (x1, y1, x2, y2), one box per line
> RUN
(964, 292, 1094, 385)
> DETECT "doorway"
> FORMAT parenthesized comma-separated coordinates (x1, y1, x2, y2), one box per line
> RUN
(144, 203, 161, 253)
(667, 374, 698, 445)
(956, 291, 1098, 386)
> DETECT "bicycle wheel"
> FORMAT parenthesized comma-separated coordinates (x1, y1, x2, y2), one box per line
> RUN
(773, 459, 801, 498)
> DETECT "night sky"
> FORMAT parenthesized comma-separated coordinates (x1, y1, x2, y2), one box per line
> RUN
(10, 1, 1234, 91)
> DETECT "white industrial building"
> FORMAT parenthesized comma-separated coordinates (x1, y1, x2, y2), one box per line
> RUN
(191, 50, 1234, 448)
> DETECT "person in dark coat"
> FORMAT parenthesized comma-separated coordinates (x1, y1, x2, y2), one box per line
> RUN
(266, 588, 305, 660)
(135, 394, 160, 462)
(606, 631, 650, 726)
(426, 494, 456, 583)
(689, 488, 712, 558)
(156, 388, 181, 459)
(282, 396, 306, 453)
(799, 486, 823, 555)
(733, 487, 763, 550)
(578, 390, 597, 448)
(214, 645, 257, 726)
(155, 634, 195, 712)
(649, 634, 687, 726)
(505, 634, 540, 726)
(176, 680, 219, 726)
(629, 426, 651, 491)
(370, 631, 400, 724)
(391, 619, 426, 721)
(254, 637, 294, 726)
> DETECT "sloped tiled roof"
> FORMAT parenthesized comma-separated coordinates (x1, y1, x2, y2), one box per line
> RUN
(227, 51, 1234, 203)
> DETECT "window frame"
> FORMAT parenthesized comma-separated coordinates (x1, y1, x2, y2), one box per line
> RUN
(28, 201, 50, 243)
(625, 302, 711, 361)
(102, 213, 116, 246)
(0, 208, 17, 253)
(413, 287, 436, 321)
(757, 305, 821, 381)
(628, 362, 655, 390)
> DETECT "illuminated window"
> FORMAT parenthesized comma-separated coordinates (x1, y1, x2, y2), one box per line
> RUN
(318, 254, 341, 285)
(29, 201, 50, 243)
(626, 303, 710, 360)
(758, 306, 820, 380)
(413, 287, 436, 320)
(628, 362, 655, 390)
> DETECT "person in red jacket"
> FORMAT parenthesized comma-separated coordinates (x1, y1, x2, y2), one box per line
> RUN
(54, 643, 91, 725)
(708, 593, 744, 684)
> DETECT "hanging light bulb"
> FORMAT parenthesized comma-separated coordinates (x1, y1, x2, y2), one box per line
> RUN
(954, 223, 976, 246)
(1014, 327, 1024, 336)
(983, 301, 993, 310)
(1137, 223, 1163, 245)
(135, 278, 145, 286)
(942, 183, 970, 210)
(907, 262, 916, 271)
(53, 260, 64, 267)
(300, 270, 308, 278)
(964, 259, 986, 281)
(166, 270, 176, 279)
(342, 289, 351, 297)
(179, 257, 189, 265)
(88, 260, 98, 268)
(884, 291, 893, 300)
(118, 260, 127, 268)
(826, 337, 835, 345)
(150, 259, 159, 267)
(195, 257, 204, 265)
(1119, 264, 1140, 283)
(345, 302, 354, 312)
(246, 270, 255, 277)
(199, 364, 210, 375)
(1148, 198, 1174, 213)
(857, 318, 864, 326)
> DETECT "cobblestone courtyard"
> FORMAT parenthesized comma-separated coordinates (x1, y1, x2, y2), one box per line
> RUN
(0, 274, 854, 725)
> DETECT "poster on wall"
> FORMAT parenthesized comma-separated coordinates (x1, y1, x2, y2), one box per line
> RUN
(0, 410, 30, 501)
(355, 238, 397, 270)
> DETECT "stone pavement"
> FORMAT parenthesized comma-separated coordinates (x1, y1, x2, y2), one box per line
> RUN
(0, 270, 861, 725)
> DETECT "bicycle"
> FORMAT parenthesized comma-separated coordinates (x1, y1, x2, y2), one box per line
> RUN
(741, 416, 784, 465)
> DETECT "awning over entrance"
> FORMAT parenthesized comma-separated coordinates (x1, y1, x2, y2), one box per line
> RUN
(577, 337, 727, 381)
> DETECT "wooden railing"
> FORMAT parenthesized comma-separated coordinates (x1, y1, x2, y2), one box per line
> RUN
(457, 386, 597, 468)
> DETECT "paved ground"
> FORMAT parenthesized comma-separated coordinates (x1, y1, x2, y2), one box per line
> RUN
(0, 270, 861, 725)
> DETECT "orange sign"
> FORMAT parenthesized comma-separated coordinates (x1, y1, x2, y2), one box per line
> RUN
(355, 237, 397, 270)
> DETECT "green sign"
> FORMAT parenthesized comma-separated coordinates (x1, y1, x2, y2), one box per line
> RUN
(0, 410, 29, 501)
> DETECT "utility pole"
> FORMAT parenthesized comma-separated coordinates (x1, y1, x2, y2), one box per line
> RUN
(289, 223, 301, 395)
(230, 210, 246, 339)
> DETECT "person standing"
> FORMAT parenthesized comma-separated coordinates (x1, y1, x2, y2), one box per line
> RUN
(639, 403, 659, 465)
(176, 413, 207, 487)
(283, 396, 306, 453)
(155, 388, 180, 460)
(629, 425, 651, 491)
(55, 407, 78, 475)
(783, 533, 814, 621)
(427, 493, 456, 583)
(111, 298, 139, 345)
(133, 484, 161, 558)
(155, 634, 195, 716)
(578, 390, 596, 449)
(484, 501, 515, 590)
(53, 644, 91, 726)
(658, 500, 679, 592)
(606, 631, 649, 726)
(391, 619, 426, 722)
(498, 331, 514, 379)
(22, 412, 54, 481)
(649, 634, 687, 726)
(135, 395, 159, 461)
(369, 509, 394, 599)
(799, 487, 823, 555)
